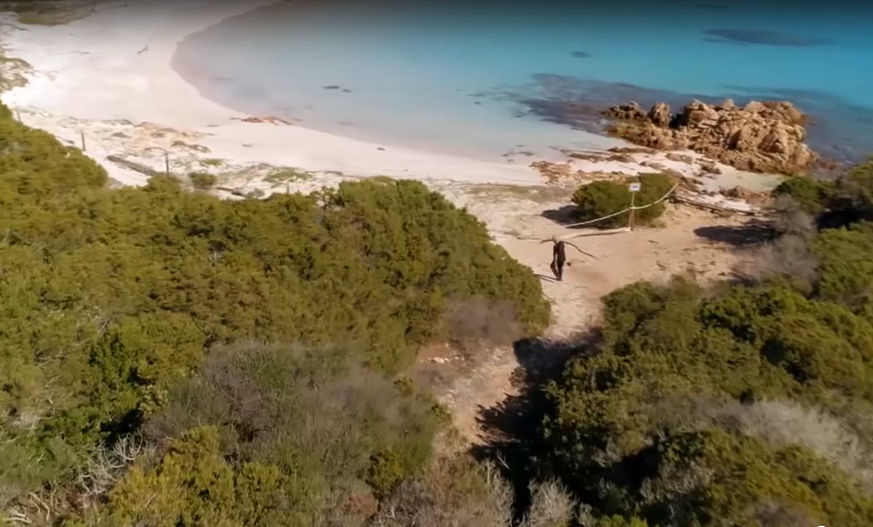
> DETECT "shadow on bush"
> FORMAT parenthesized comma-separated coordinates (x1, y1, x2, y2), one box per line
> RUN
(469, 331, 601, 522)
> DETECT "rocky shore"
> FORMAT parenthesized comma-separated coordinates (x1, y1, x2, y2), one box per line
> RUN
(601, 99, 817, 175)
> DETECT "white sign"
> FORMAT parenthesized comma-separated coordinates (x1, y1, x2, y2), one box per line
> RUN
(629, 183, 641, 192)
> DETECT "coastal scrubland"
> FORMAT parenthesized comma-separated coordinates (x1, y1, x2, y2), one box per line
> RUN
(0, 101, 550, 525)
(4, 96, 873, 527)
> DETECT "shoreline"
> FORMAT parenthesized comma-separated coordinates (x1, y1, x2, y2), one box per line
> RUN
(0, 0, 780, 195)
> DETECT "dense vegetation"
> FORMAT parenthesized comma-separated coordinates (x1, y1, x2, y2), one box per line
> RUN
(0, 104, 550, 525)
(528, 161, 873, 526)
(543, 278, 873, 526)
(773, 160, 873, 224)
(5, 81, 873, 526)
(571, 173, 674, 228)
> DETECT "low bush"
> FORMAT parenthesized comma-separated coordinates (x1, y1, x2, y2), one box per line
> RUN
(571, 173, 674, 228)
(372, 454, 574, 527)
(372, 456, 513, 527)
(106, 343, 445, 525)
(67, 426, 308, 527)
(188, 171, 217, 190)
(771, 176, 835, 215)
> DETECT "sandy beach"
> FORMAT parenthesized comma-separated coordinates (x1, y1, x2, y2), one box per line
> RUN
(0, 0, 781, 196)
(0, 0, 550, 188)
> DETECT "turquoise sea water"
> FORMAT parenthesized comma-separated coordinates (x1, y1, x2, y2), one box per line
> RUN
(173, 0, 873, 164)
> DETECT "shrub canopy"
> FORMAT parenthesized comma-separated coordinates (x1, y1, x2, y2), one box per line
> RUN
(0, 102, 549, 520)
(571, 173, 674, 228)
(543, 253, 873, 525)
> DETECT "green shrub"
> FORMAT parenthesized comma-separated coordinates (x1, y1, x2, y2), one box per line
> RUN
(771, 176, 835, 214)
(833, 158, 873, 222)
(595, 516, 650, 527)
(541, 270, 873, 525)
(571, 173, 674, 228)
(188, 171, 217, 190)
(0, 101, 549, 508)
(367, 449, 408, 497)
(624, 429, 873, 527)
(812, 222, 873, 309)
(68, 426, 313, 527)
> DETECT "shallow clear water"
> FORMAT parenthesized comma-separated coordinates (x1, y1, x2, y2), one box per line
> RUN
(174, 0, 873, 164)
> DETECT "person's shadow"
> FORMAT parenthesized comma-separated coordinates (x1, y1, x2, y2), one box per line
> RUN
(535, 273, 558, 283)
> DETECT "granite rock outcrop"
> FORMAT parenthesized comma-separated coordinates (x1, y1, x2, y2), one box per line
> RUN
(601, 99, 816, 174)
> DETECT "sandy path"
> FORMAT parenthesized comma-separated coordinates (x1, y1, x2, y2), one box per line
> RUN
(428, 185, 747, 444)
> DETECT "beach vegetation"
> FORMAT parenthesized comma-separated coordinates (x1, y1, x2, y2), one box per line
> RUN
(771, 158, 873, 227)
(537, 273, 873, 526)
(6, 92, 873, 527)
(772, 176, 836, 214)
(199, 157, 224, 167)
(571, 172, 674, 228)
(263, 167, 314, 185)
(170, 140, 210, 153)
(187, 171, 217, 190)
(466, 183, 572, 204)
(0, 102, 549, 523)
(524, 162, 873, 525)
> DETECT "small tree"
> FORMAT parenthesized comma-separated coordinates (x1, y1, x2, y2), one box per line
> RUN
(571, 173, 674, 228)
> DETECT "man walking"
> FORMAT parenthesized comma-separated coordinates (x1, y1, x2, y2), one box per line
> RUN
(542, 237, 597, 281)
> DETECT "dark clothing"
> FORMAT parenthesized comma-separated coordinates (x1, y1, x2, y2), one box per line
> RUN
(551, 242, 567, 281)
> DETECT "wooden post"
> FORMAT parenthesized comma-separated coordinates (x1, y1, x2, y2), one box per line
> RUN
(80, 131, 86, 151)
(165, 151, 170, 174)
(628, 182, 641, 230)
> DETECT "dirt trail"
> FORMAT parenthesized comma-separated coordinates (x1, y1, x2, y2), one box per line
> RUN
(428, 183, 748, 444)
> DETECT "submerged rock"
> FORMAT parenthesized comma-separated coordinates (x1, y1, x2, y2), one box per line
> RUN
(601, 99, 817, 175)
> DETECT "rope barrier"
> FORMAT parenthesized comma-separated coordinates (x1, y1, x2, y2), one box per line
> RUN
(558, 227, 631, 242)
(561, 182, 680, 229)
(527, 182, 681, 245)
